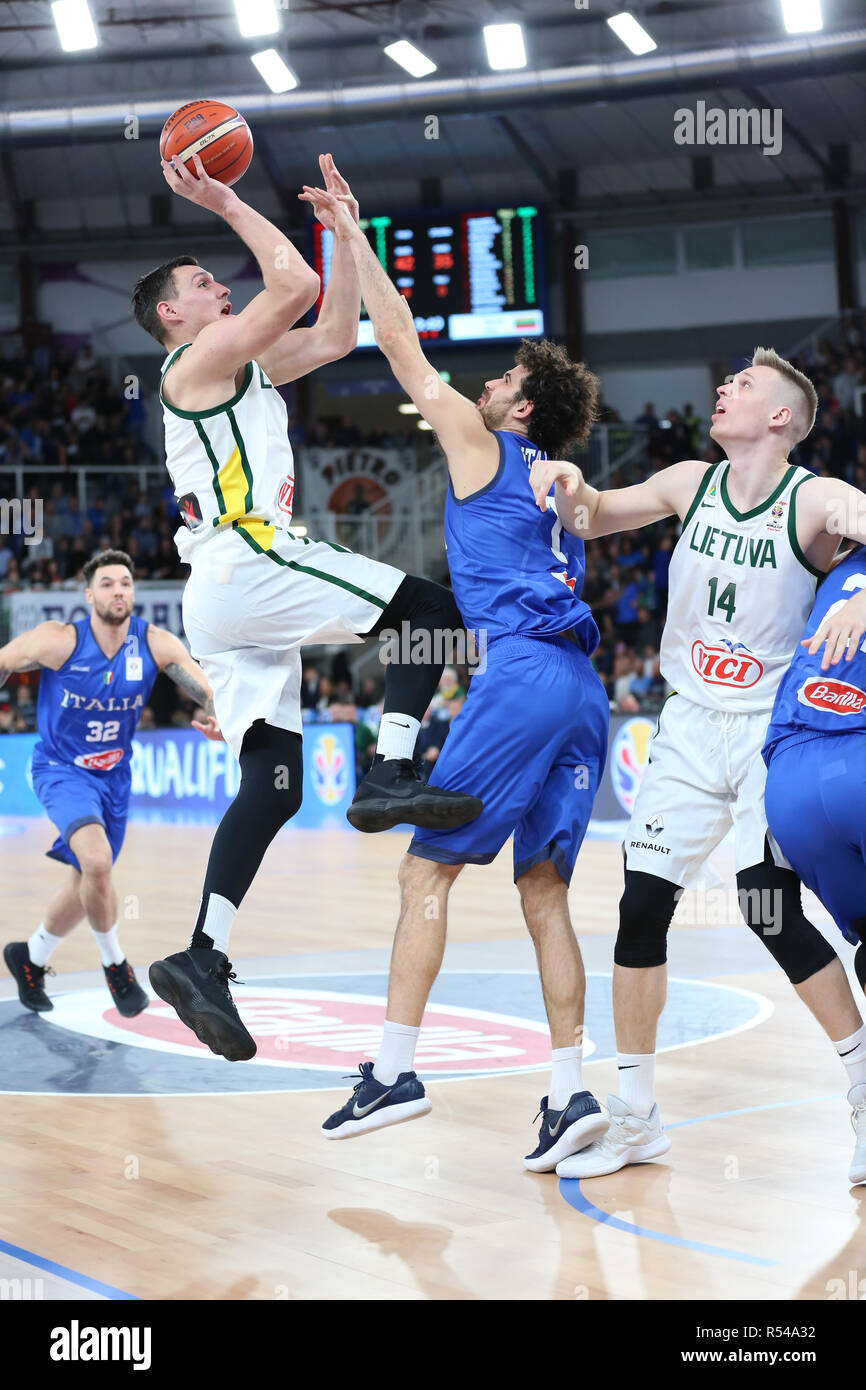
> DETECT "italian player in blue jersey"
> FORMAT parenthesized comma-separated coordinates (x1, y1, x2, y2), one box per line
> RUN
(763, 546, 866, 1183)
(0, 550, 223, 1017)
(306, 185, 611, 1169)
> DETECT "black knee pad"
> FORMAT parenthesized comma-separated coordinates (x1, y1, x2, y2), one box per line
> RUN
(237, 720, 303, 830)
(736, 859, 837, 985)
(614, 870, 682, 969)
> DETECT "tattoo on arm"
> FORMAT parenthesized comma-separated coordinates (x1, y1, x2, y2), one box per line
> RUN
(164, 661, 215, 717)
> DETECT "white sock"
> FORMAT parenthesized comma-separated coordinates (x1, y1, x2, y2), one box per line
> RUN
(28, 924, 65, 968)
(373, 1019, 420, 1084)
(193, 892, 237, 955)
(376, 713, 420, 762)
(834, 1024, 866, 1092)
(617, 1051, 656, 1118)
(92, 923, 125, 967)
(549, 1046, 583, 1109)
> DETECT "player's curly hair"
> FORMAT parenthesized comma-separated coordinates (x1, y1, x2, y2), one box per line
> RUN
(131, 255, 199, 344)
(83, 550, 134, 586)
(515, 338, 600, 458)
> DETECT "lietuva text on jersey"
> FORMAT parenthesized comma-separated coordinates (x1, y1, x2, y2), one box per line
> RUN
(443, 431, 600, 649)
(661, 460, 821, 712)
(762, 543, 866, 763)
(35, 616, 159, 776)
(159, 348, 295, 556)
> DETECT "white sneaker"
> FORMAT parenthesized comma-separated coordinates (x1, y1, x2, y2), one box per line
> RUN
(848, 1088, 866, 1185)
(555, 1094, 671, 1178)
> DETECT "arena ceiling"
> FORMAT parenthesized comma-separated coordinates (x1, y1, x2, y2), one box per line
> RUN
(0, 0, 865, 247)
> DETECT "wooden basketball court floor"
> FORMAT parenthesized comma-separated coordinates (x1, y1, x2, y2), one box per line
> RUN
(2, 815, 865, 1303)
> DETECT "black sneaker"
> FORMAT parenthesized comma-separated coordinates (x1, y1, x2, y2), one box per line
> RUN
(347, 757, 483, 834)
(148, 948, 256, 1061)
(104, 960, 149, 1018)
(524, 1090, 609, 1172)
(322, 1061, 432, 1139)
(3, 941, 54, 1013)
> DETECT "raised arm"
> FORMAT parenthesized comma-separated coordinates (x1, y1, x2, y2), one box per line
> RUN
(160, 154, 320, 404)
(302, 187, 498, 497)
(528, 457, 710, 539)
(0, 621, 76, 687)
(146, 626, 223, 741)
(255, 155, 361, 387)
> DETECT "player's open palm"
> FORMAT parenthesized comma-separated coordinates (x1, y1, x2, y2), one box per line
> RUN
(804, 586, 866, 670)
(528, 458, 583, 510)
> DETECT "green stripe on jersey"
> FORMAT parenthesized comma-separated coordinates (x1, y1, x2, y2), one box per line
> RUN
(234, 524, 387, 609)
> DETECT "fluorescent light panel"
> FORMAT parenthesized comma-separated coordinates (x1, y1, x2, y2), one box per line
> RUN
(234, 0, 280, 39)
(384, 40, 437, 78)
(483, 23, 527, 71)
(781, 0, 823, 32)
(398, 404, 420, 415)
(417, 419, 433, 430)
(251, 50, 298, 93)
(51, 0, 98, 52)
(606, 12, 657, 55)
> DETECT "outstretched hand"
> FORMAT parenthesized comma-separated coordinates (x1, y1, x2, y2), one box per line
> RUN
(299, 154, 360, 240)
(192, 715, 225, 742)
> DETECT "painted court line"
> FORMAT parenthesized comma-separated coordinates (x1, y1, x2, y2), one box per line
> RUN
(0, 1236, 139, 1300)
(560, 1094, 840, 1267)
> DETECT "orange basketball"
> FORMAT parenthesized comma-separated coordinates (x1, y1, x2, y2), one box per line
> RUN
(160, 100, 253, 186)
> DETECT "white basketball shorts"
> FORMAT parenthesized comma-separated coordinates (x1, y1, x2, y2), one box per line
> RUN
(179, 520, 404, 760)
(623, 693, 788, 886)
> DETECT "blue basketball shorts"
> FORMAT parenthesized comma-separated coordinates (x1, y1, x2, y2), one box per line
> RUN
(30, 750, 131, 871)
(409, 633, 610, 884)
(764, 732, 866, 946)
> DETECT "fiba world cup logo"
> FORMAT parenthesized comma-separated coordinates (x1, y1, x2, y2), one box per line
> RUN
(610, 717, 654, 814)
(312, 733, 348, 806)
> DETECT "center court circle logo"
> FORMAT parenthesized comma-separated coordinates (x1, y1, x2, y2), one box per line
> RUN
(610, 717, 653, 814)
(311, 733, 348, 805)
(0, 972, 771, 1098)
(80, 988, 562, 1072)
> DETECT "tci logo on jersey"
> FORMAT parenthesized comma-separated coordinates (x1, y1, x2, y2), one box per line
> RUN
(275, 476, 295, 518)
(74, 749, 125, 772)
(797, 677, 866, 715)
(692, 639, 764, 688)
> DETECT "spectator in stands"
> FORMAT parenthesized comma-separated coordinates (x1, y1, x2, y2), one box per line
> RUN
(635, 402, 659, 433)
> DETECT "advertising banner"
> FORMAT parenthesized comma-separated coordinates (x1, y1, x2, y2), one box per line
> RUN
(6, 588, 186, 640)
(0, 724, 355, 828)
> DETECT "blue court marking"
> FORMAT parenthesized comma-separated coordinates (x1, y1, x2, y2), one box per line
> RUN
(0, 1236, 139, 1300)
(559, 1093, 840, 1267)
(559, 1184, 777, 1266)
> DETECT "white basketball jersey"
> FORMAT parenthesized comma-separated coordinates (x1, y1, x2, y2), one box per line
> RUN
(160, 346, 295, 553)
(661, 460, 821, 713)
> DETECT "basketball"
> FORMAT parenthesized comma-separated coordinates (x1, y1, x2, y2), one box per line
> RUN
(159, 100, 253, 186)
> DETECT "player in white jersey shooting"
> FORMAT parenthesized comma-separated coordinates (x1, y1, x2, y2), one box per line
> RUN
(134, 153, 481, 1063)
(529, 348, 866, 1183)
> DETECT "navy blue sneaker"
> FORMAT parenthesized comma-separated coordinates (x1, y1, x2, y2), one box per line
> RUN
(322, 1061, 432, 1139)
(524, 1090, 609, 1172)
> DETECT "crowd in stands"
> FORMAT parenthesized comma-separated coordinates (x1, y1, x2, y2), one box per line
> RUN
(3, 313, 866, 741)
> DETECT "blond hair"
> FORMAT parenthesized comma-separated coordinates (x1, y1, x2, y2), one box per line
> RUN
(751, 346, 818, 444)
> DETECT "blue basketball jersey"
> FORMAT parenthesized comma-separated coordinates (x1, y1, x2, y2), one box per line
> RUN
(35, 615, 159, 777)
(763, 544, 866, 763)
(444, 430, 600, 650)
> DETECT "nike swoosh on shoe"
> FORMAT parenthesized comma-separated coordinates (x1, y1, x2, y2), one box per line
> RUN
(353, 1089, 392, 1118)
